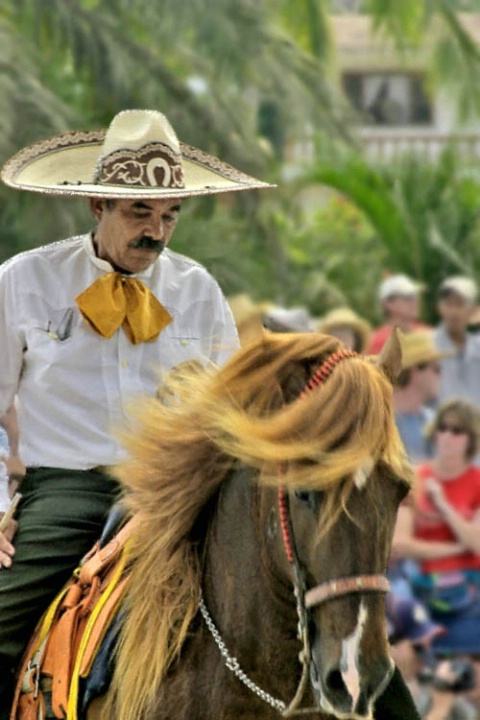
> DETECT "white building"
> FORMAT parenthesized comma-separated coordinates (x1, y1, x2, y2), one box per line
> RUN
(288, 13, 480, 165)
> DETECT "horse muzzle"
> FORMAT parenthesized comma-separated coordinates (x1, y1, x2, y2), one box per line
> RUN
(310, 651, 394, 719)
(306, 583, 393, 720)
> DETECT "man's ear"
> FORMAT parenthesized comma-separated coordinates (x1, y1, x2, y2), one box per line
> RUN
(89, 198, 104, 221)
(376, 327, 403, 384)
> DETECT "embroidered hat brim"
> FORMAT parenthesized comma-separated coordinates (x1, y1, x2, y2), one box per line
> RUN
(1, 124, 274, 199)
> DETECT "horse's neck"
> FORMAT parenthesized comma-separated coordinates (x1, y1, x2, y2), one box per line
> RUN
(202, 467, 299, 672)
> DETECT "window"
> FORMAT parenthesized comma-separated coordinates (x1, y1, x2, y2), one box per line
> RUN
(343, 72, 433, 126)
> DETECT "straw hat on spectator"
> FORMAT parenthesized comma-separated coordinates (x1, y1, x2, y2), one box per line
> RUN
(316, 307, 371, 353)
(228, 294, 273, 346)
(399, 330, 453, 370)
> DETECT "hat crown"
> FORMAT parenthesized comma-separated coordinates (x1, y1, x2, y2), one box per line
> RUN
(399, 330, 448, 369)
(320, 307, 368, 328)
(440, 275, 478, 303)
(379, 274, 422, 301)
(263, 306, 313, 332)
(94, 110, 184, 190)
(101, 110, 181, 155)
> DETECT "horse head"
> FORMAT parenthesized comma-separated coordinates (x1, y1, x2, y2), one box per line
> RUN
(258, 329, 412, 719)
(282, 465, 408, 718)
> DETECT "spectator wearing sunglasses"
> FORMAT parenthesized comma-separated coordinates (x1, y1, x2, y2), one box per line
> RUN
(392, 399, 480, 715)
(394, 331, 452, 463)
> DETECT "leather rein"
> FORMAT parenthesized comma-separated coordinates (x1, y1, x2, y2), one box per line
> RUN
(200, 349, 390, 716)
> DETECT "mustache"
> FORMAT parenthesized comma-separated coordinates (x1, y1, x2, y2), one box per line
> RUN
(128, 235, 166, 253)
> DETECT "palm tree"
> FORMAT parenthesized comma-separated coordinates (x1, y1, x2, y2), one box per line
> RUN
(2, 0, 480, 308)
(0, 0, 348, 265)
(306, 141, 480, 321)
(3, 0, 348, 164)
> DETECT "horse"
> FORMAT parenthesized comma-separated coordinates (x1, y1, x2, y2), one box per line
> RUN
(83, 330, 414, 720)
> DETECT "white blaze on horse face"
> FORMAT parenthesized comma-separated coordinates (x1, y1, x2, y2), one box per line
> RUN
(353, 458, 374, 490)
(340, 601, 368, 711)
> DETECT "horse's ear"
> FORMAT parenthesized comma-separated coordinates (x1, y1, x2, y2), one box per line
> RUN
(375, 327, 403, 384)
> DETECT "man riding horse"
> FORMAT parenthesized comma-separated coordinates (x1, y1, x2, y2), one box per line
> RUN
(0, 108, 272, 716)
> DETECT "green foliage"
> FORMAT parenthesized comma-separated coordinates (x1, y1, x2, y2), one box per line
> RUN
(274, 193, 385, 321)
(274, 0, 334, 60)
(5, 0, 346, 165)
(365, 0, 429, 46)
(430, 3, 480, 121)
(307, 144, 480, 322)
(0, 0, 347, 270)
(2, 0, 480, 330)
(171, 187, 386, 324)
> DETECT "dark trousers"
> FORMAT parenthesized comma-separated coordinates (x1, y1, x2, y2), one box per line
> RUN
(0, 467, 119, 718)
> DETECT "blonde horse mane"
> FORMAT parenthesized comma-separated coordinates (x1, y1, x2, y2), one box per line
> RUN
(105, 333, 412, 720)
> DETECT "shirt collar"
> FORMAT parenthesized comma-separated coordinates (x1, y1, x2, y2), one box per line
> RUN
(83, 232, 157, 279)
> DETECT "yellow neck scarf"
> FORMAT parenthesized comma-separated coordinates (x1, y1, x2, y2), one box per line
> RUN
(75, 272, 172, 344)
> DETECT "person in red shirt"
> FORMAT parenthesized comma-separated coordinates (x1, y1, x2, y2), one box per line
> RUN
(415, 463, 480, 576)
(392, 398, 480, 717)
(395, 399, 480, 579)
(368, 274, 430, 355)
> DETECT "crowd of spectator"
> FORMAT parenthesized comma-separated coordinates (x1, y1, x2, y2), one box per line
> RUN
(227, 273, 480, 720)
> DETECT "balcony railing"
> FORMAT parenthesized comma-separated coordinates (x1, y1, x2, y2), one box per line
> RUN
(284, 131, 480, 172)
(359, 131, 480, 162)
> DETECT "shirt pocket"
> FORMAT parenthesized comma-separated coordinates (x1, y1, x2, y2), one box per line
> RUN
(25, 306, 85, 367)
(163, 332, 206, 368)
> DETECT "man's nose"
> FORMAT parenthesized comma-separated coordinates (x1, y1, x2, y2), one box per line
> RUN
(143, 216, 165, 239)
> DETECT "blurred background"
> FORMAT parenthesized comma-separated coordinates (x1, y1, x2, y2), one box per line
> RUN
(3, 0, 480, 325)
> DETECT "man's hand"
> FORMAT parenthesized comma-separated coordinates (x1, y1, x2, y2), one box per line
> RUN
(0, 520, 17, 568)
(3, 455, 25, 481)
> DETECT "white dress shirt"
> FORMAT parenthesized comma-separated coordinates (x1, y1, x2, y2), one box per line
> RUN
(0, 234, 239, 469)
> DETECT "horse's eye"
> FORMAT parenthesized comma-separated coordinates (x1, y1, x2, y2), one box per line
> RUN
(295, 490, 312, 504)
(294, 490, 320, 511)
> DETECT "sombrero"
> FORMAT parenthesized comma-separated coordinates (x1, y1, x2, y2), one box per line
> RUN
(1, 109, 274, 199)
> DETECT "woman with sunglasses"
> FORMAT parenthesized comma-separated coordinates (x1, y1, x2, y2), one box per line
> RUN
(393, 398, 480, 719)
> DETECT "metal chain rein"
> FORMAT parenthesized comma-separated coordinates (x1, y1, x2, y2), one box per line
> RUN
(199, 597, 287, 713)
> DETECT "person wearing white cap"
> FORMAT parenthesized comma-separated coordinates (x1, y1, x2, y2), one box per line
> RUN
(433, 275, 480, 409)
(0, 108, 273, 713)
(367, 273, 430, 355)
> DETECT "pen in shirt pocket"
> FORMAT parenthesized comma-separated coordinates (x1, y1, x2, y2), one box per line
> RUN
(48, 308, 74, 341)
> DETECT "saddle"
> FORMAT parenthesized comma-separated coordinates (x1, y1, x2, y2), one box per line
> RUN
(10, 510, 134, 720)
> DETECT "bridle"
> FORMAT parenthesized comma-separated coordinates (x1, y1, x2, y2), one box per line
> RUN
(276, 488, 389, 716)
(200, 349, 390, 716)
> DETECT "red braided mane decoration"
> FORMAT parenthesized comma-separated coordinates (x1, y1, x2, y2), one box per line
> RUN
(278, 348, 389, 608)
(299, 349, 358, 399)
(279, 349, 359, 564)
